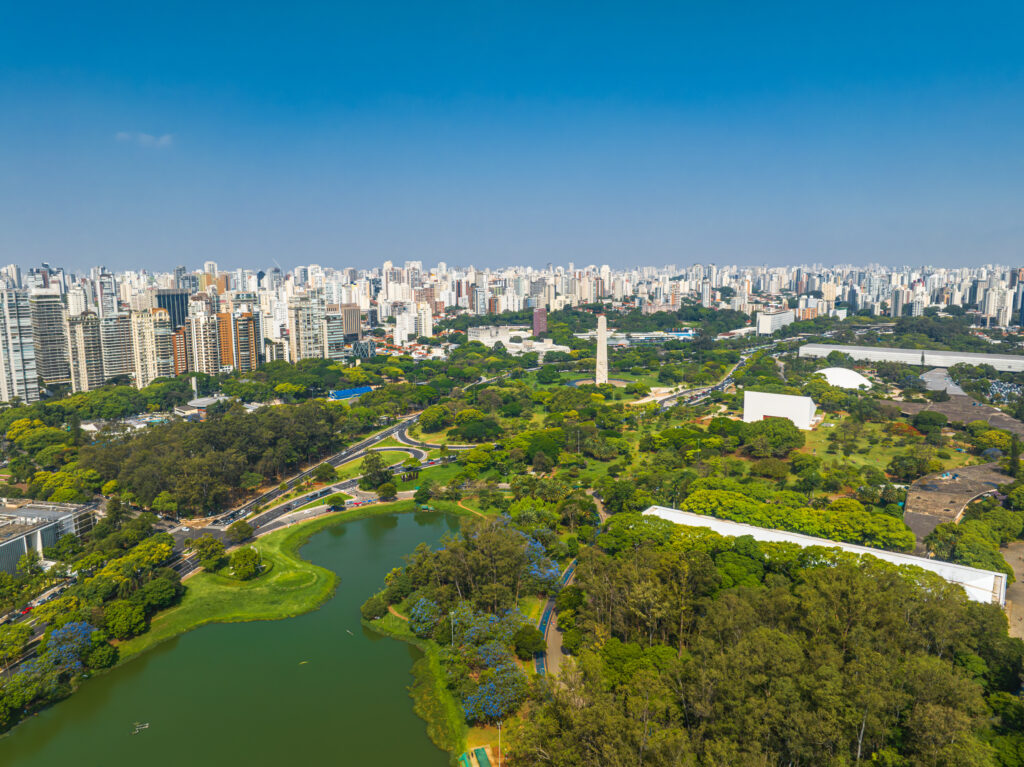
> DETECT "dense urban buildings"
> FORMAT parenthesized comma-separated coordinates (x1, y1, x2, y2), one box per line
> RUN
(4, 259, 1024, 402)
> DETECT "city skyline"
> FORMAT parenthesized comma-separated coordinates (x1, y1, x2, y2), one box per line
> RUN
(4, 3, 1024, 270)
(2, 254, 1022, 406)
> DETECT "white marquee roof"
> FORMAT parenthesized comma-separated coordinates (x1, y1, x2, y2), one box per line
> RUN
(643, 506, 1006, 605)
(816, 367, 872, 389)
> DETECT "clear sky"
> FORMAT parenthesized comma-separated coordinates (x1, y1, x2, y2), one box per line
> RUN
(3, 2, 1024, 272)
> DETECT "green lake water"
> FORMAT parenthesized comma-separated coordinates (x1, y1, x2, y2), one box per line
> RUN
(0, 512, 460, 767)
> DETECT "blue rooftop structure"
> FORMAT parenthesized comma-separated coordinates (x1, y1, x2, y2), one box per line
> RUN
(329, 386, 372, 401)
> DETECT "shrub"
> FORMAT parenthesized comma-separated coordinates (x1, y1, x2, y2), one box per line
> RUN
(361, 593, 388, 621)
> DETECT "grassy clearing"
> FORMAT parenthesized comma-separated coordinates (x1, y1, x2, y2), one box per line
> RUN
(372, 436, 407, 449)
(118, 501, 487, 664)
(293, 492, 351, 512)
(802, 419, 976, 472)
(330, 448, 412, 484)
(395, 463, 463, 491)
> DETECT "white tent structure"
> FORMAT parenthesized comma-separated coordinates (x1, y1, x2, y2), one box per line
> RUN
(644, 506, 1007, 605)
(816, 367, 872, 390)
(742, 390, 817, 430)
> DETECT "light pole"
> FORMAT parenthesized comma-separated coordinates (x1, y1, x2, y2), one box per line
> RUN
(497, 720, 502, 767)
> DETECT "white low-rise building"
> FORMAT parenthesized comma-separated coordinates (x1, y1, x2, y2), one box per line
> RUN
(742, 390, 817, 430)
(468, 325, 570, 360)
(756, 309, 795, 336)
(643, 506, 1007, 605)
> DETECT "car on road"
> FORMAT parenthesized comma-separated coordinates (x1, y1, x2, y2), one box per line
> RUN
(181, 526, 191, 532)
(20, 605, 33, 615)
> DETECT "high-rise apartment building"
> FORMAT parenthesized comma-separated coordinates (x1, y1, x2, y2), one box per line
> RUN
(156, 288, 189, 330)
(185, 314, 222, 375)
(322, 306, 347, 361)
(66, 312, 105, 392)
(99, 314, 134, 381)
(288, 297, 323, 361)
(227, 312, 259, 372)
(0, 288, 40, 403)
(131, 308, 174, 387)
(29, 290, 71, 386)
(339, 303, 362, 341)
(533, 307, 547, 336)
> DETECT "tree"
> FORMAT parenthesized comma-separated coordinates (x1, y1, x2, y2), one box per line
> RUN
(104, 600, 146, 640)
(750, 457, 790, 481)
(188, 534, 226, 571)
(85, 642, 118, 669)
(1011, 435, 1021, 479)
(413, 482, 432, 505)
(742, 418, 805, 458)
(229, 547, 261, 580)
(536, 366, 562, 385)
(226, 520, 254, 544)
(420, 404, 452, 433)
(312, 463, 338, 483)
(359, 451, 393, 489)
(0, 623, 31, 672)
(16, 550, 42, 580)
(150, 490, 178, 517)
(513, 625, 546, 660)
(377, 481, 398, 501)
(239, 471, 264, 491)
(135, 577, 181, 612)
(361, 593, 388, 620)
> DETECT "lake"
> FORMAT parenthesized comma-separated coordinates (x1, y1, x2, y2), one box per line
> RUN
(0, 512, 460, 766)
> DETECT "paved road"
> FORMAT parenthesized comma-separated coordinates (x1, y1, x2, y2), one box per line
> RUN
(535, 559, 577, 676)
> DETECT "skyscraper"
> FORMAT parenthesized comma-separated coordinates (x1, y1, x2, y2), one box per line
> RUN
(29, 290, 71, 386)
(66, 312, 105, 392)
(0, 288, 40, 403)
(533, 307, 547, 336)
(288, 296, 324, 361)
(185, 313, 222, 375)
(131, 308, 174, 387)
(156, 288, 189, 330)
(99, 314, 134, 381)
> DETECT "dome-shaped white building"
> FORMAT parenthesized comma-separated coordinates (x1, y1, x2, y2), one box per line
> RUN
(815, 367, 872, 390)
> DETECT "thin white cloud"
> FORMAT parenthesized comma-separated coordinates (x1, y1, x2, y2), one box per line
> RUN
(115, 131, 173, 148)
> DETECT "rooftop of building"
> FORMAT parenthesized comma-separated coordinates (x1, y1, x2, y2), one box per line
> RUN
(802, 343, 1024, 363)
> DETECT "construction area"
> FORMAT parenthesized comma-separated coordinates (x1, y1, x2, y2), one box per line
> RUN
(902, 464, 1008, 549)
(895, 395, 1024, 437)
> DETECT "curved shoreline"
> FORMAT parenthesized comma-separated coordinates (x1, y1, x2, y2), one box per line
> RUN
(116, 501, 479, 664)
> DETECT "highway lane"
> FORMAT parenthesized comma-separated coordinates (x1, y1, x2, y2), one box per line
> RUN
(206, 416, 421, 528)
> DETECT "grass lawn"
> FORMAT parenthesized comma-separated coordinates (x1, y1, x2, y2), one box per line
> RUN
(801, 419, 975, 472)
(331, 448, 415, 484)
(519, 595, 545, 624)
(117, 514, 341, 663)
(293, 491, 351, 512)
(118, 500, 488, 664)
(395, 463, 464, 491)
(372, 435, 406, 449)
(418, 425, 457, 444)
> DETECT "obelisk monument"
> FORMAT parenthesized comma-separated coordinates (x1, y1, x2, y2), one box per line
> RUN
(595, 315, 608, 384)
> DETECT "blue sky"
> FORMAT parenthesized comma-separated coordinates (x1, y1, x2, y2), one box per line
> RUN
(3, 2, 1024, 271)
